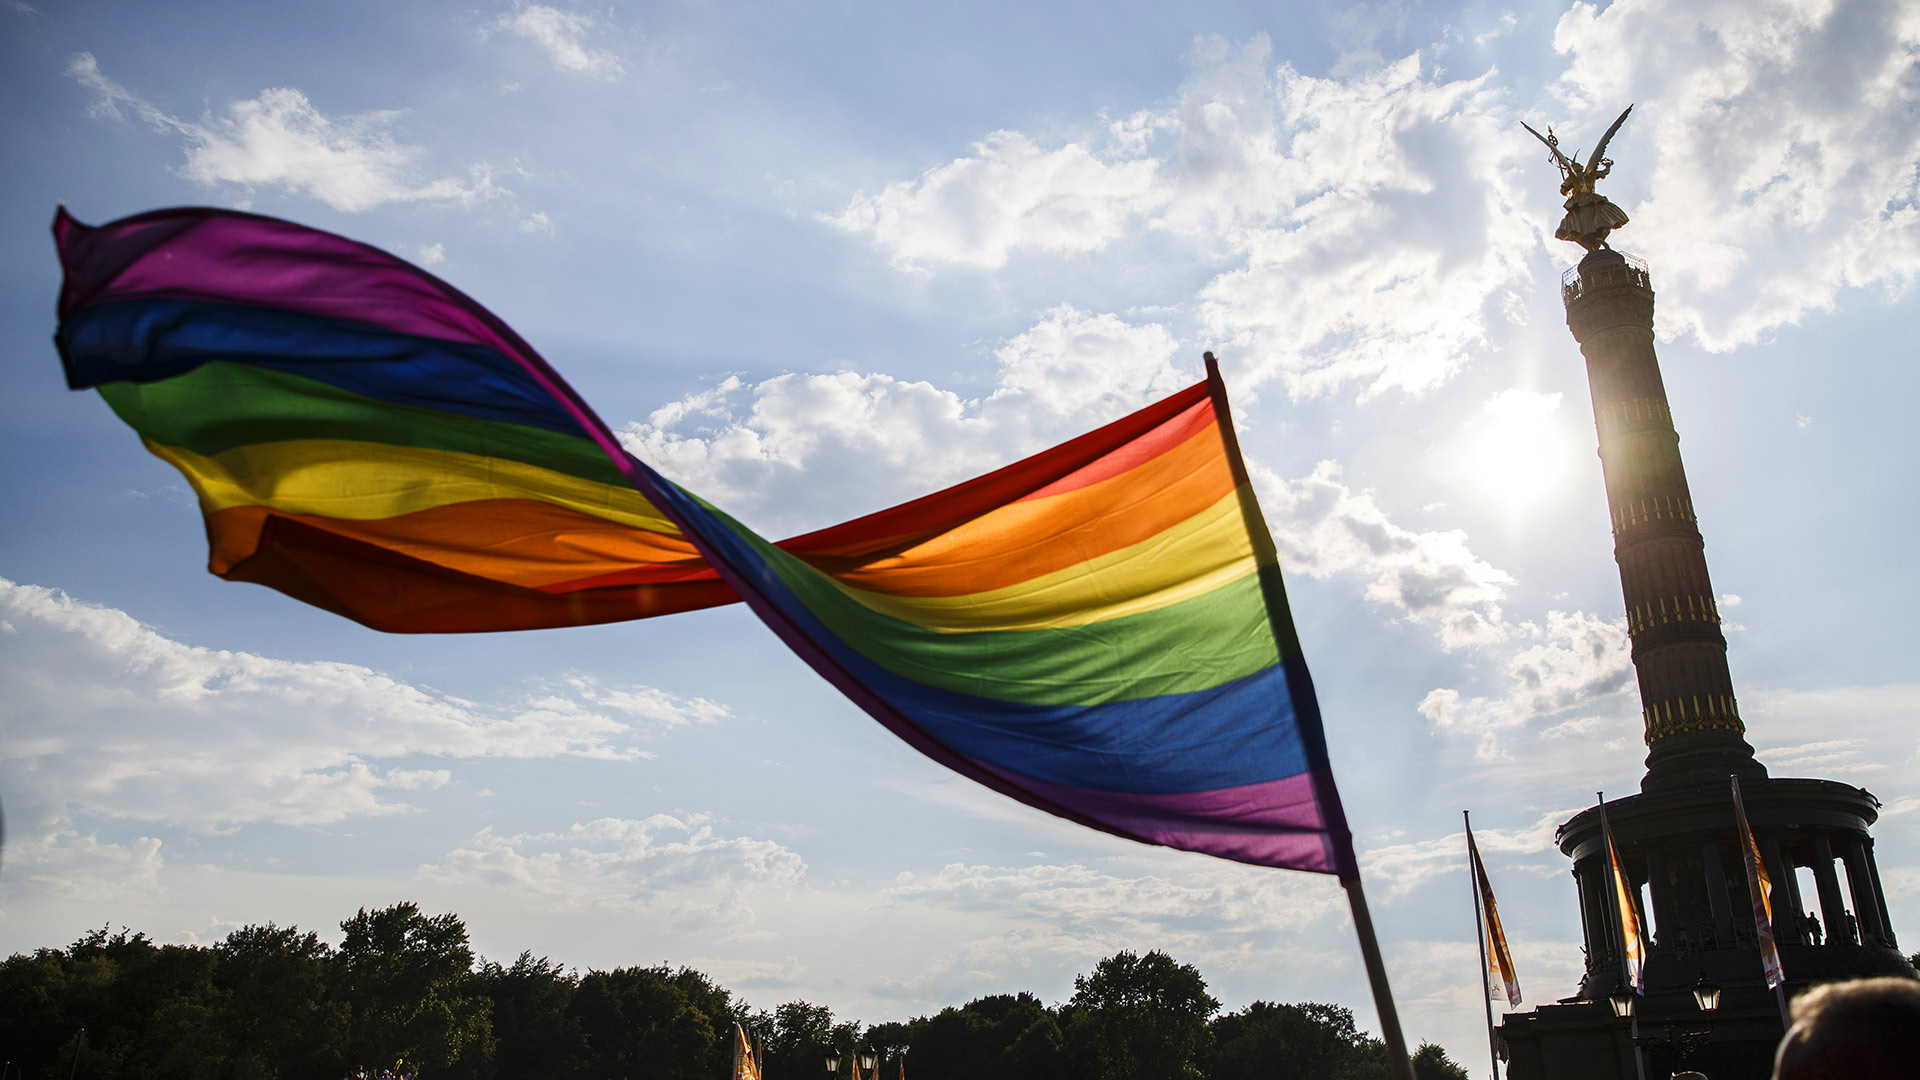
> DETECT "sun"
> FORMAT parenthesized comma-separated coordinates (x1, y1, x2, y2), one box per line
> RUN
(1458, 389, 1576, 520)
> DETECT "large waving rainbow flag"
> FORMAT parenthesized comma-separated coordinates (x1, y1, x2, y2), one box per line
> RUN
(53, 206, 1358, 877)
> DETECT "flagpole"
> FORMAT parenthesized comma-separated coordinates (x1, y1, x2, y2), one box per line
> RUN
(1467, 812, 1501, 1080)
(1596, 793, 1647, 1080)
(1203, 350, 1413, 1080)
(1342, 876, 1416, 1080)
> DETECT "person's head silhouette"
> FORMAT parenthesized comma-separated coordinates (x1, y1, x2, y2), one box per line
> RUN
(1773, 977, 1920, 1079)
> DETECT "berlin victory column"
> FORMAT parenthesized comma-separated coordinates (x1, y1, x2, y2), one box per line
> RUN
(1492, 107, 1916, 1080)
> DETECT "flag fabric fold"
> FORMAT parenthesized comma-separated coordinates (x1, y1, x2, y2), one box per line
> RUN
(52, 205, 1358, 878)
(1598, 801, 1647, 992)
(1732, 776, 1785, 989)
(1467, 825, 1521, 1008)
(733, 1023, 760, 1080)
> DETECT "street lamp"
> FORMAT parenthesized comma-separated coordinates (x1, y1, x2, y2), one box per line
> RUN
(824, 1050, 841, 1074)
(1691, 972, 1722, 1012)
(1608, 984, 1638, 1018)
(858, 1051, 878, 1072)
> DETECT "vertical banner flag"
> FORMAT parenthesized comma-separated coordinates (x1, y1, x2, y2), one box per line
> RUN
(1732, 776, 1786, 989)
(1468, 825, 1522, 1007)
(52, 206, 1359, 880)
(734, 1024, 760, 1080)
(1600, 803, 1647, 992)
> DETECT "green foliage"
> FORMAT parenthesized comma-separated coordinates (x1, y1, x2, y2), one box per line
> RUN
(1064, 950, 1220, 1080)
(337, 902, 493, 1071)
(569, 963, 741, 1078)
(756, 999, 864, 1080)
(0, 919, 1475, 1080)
(883, 992, 1062, 1080)
(478, 951, 586, 1077)
(216, 922, 349, 1077)
(1207, 1001, 1391, 1080)
(1411, 1041, 1471, 1080)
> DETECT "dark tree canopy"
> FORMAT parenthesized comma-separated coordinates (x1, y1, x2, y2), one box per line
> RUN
(0, 913, 1467, 1080)
(1064, 950, 1220, 1080)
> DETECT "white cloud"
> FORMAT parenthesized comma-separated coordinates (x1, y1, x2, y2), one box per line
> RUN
(492, 2, 624, 79)
(1476, 12, 1519, 45)
(1417, 608, 1635, 748)
(824, 131, 1164, 270)
(827, 37, 1538, 401)
(1360, 809, 1572, 898)
(66, 53, 500, 213)
(416, 241, 447, 265)
(1254, 460, 1514, 648)
(520, 209, 555, 234)
(420, 814, 802, 931)
(0, 577, 727, 831)
(1188, 47, 1536, 401)
(1552, 0, 1920, 349)
(2, 829, 166, 904)
(873, 855, 1349, 1002)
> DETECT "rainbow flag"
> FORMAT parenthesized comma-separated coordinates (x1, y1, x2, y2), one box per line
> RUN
(53, 206, 740, 632)
(53, 206, 1358, 877)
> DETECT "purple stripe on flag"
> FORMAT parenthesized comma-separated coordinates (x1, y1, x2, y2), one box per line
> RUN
(55, 208, 525, 362)
(971, 760, 1358, 876)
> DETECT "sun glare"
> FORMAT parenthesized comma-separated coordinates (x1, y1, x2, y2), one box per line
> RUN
(1459, 388, 1575, 520)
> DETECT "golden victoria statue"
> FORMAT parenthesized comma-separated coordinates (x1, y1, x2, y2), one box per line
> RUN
(1523, 104, 1634, 251)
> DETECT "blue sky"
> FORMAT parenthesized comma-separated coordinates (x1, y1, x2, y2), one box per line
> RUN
(3, 0, 1917, 1065)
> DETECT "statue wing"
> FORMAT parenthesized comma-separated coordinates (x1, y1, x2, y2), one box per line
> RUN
(1521, 121, 1573, 170)
(1586, 104, 1634, 172)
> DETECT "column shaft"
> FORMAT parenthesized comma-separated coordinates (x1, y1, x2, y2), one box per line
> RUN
(1811, 833, 1850, 944)
(1761, 835, 1802, 945)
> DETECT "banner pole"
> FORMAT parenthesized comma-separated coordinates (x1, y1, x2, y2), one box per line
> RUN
(1467, 812, 1501, 1080)
(1342, 875, 1416, 1080)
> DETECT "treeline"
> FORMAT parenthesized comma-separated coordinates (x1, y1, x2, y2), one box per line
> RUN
(0, 903, 1470, 1080)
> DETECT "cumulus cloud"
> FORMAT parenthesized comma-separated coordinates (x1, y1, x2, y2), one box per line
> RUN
(1551, 0, 1920, 348)
(1253, 460, 1514, 648)
(1187, 46, 1535, 400)
(827, 37, 1537, 400)
(0, 577, 728, 831)
(874, 856, 1347, 1001)
(823, 132, 1164, 270)
(1361, 808, 1573, 898)
(420, 814, 803, 932)
(1417, 609, 1635, 750)
(66, 53, 499, 212)
(2, 829, 166, 904)
(491, 2, 624, 79)
(830, 6, 1919, 390)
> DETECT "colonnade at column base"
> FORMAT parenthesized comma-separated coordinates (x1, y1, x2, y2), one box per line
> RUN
(1494, 775, 1915, 1079)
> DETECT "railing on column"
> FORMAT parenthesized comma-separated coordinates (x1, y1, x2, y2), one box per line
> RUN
(1562, 250, 1651, 305)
